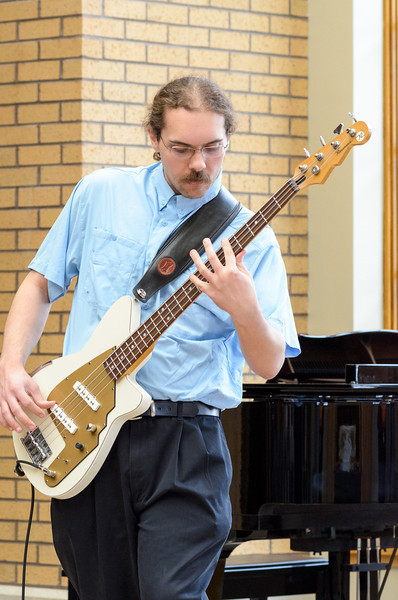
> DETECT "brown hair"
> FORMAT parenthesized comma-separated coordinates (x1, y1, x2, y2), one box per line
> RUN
(143, 76, 237, 140)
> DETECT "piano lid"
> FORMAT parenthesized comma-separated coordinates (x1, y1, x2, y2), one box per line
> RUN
(270, 330, 398, 383)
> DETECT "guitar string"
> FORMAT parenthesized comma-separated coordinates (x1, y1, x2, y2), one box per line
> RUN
(31, 133, 351, 453)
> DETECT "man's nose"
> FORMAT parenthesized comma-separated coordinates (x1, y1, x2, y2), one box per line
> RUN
(188, 149, 206, 170)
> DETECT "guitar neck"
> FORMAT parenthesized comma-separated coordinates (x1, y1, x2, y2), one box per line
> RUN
(103, 175, 303, 380)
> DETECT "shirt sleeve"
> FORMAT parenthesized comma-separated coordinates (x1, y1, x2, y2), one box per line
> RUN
(28, 179, 87, 303)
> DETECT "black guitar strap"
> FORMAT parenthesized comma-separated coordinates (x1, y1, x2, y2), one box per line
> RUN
(133, 186, 241, 303)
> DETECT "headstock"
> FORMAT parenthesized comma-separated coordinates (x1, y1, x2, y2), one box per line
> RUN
(294, 119, 371, 190)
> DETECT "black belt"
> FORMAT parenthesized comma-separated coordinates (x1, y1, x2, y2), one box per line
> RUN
(141, 400, 220, 418)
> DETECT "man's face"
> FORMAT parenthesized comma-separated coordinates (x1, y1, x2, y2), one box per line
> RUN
(148, 107, 228, 199)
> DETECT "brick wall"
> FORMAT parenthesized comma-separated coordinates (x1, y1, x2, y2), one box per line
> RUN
(0, 0, 308, 591)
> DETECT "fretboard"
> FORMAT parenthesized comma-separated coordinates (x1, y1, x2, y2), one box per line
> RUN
(103, 175, 303, 380)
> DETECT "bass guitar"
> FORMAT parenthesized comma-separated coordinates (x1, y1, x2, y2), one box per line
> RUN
(13, 119, 371, 498)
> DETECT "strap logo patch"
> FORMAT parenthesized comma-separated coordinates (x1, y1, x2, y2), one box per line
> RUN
(157, 257, 176, 276)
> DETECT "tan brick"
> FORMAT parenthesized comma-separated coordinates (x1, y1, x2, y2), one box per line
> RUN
(126, 64, 168, 85)
(0, 41, 38, 63)
(81, 81, 102, 101)
(147, 45, 188, 66)
(231, 11, 269, 32)
(0, 125, 38, 147)
(18, 17, 61, 40)
(211, 0, 249, 8)
(0, 188, 16, 207)
(17, 60, 61, 82)
(271, 56, 307, 77)
(291, 295, 308, 314)
(125, 146, 154, 167)
(0, 64, 15, 83)
(230, 53, 270, 74)
(169, 25, 209, 47)
(271, 16, 308, 38)
(40, 80, 81, 102)
(82, 122, 102, 142)
(251, 115, 289, 135)
(222, 153, 249, 173)
(230, 93, 269, 114)
(0, 272, 16, 289)
(147, 3, 187, 24)
(0, 562, 15, 583)
(0, 147, 16, 167)
(40, 0, 81, 17)
(291, 77, 307, 98)
(189, 7, 229, 29)
(104, 0, 146, 20)
(104, 40, 146, 63)
(18, 186, 61, 207)
(62, 16, 82, 36)
(252, 33, 289, 56)
(290, 274, 308, 295)
(0, 83, 38, 104)
(103, 82, 145, 104)
(0, 167, 38, 187)
(271, 96, 307, 117)
(211, 30, 250, 51)
(40, 38, 82, 60)
(291, 37, 308, 57)
(211, 71, 250, 92)
(17, 103, 59, 125)
(61, 143, 82, 164)
(0, 541, 38, 563)
(230, 173, 270, 195)
(125, 21, 168, 43)
(61, 58, 82, 80)
(82, 38, 103, 59)
(272, 216, 307, 236)
(290, 235, 307, 254)
(40, 165, 82, 185)
(291, 0, 308, 17)
(60, 101, 80, 121)
(17, 229, 46, 250)
(83, 59, 125, 81)
(82, 143, 124, 165)
(0, 1, 38, 23)
(189, 48, 229, 70)
(38, 543, 60, 565)
(0, 22, 16, 42)
(251, 0, 290, 13)
(40, 122, 81, 143)
(251, 155, 289, 175)
(291, 117, 307, 137)
(17, 563, 61, 587)
(84, 16, 124, 38)
(104, 124, 145, 146)
(0, 106, 15, 125)
(251, 74, 289, 95)
(231, 134, 269, 154)
(0, 208, 38, 229)
(80, 0, 103, 16)
(19, 145, 61, 166)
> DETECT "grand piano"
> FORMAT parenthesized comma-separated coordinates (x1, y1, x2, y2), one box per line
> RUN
(215, 330, 398, 600)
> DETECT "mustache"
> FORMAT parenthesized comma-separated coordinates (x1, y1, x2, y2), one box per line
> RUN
(181, 171, 211, 184)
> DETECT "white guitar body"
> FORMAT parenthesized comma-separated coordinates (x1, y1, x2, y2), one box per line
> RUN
(12, 296, 152, 499)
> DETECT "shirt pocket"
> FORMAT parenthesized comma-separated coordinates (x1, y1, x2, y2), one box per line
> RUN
(84, 228, 142, 313)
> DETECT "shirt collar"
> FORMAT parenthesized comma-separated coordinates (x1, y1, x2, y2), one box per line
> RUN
(153, 163, 223, 218)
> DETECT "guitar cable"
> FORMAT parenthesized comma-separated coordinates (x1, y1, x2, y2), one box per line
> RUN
(14, 460, 36, 600)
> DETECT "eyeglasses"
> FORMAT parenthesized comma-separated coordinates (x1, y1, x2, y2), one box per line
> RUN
(160, 136, 229, 160)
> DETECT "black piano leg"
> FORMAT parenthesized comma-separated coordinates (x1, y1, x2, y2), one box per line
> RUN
(327, 551, 350, 600)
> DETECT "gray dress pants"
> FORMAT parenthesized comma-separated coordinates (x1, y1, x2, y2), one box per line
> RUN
(51, 414, 233, 600)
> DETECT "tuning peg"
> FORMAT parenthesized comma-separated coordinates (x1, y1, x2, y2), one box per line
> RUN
(303, 148, 310, 158)
(333, 123, 344, 135)
(349, 112, 357, 123)
(320, 136, 326, 146)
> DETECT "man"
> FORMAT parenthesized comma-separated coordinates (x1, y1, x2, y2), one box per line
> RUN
(0, 76, 300, 599)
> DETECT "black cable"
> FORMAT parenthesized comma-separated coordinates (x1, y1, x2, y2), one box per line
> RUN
(14, 461, 36, 600)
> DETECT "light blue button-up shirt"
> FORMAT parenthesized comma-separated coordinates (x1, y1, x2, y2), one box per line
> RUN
(29, 163, 300, 409)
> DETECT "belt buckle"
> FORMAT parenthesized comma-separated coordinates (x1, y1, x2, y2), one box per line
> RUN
(150, 401, 157, 417)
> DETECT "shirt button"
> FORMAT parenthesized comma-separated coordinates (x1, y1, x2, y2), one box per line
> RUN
(160, 220, 168, 227)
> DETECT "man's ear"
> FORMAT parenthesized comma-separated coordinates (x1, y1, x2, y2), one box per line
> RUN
(147, 126, 160, 152)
